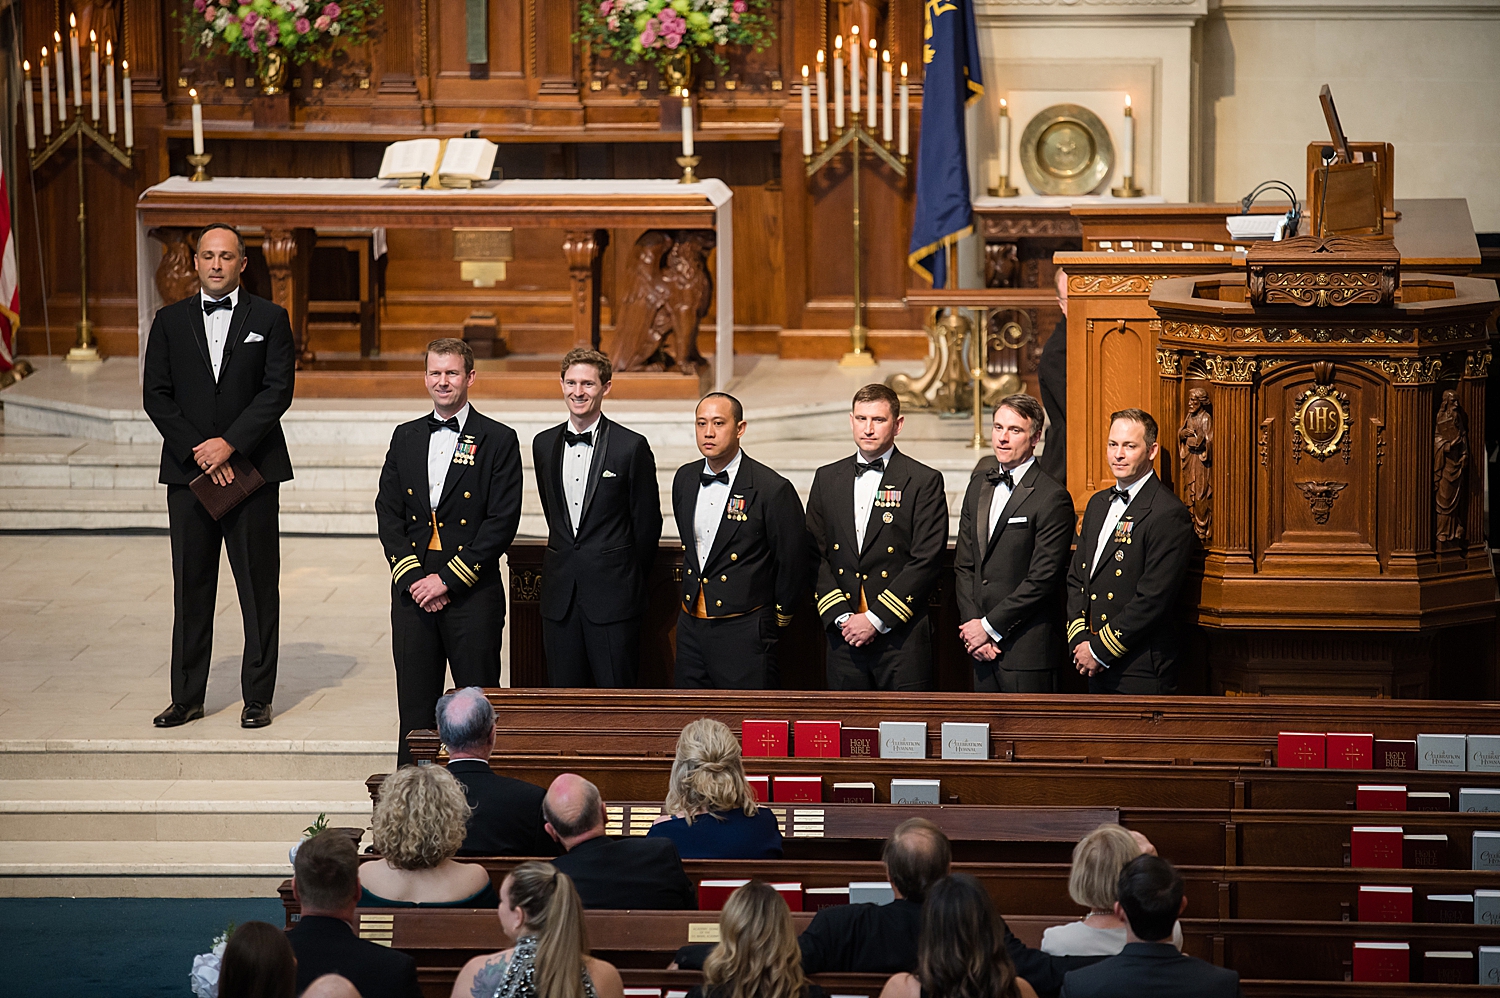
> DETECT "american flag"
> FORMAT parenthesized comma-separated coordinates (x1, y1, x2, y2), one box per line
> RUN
(0, 161, 16, 371)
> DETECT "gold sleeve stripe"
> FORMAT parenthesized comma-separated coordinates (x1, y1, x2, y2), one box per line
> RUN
(877, 590, 913, 623)
(447, 557, 479, 587)
(391, 556, 422, 582)
(1066, 618, 1088, 641)
(776, 613, 793, 627)
(1100, 624, 1128, 658)
(817, 591, 850, 614)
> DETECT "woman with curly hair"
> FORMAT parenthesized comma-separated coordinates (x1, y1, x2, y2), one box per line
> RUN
(880, 874, 1037, 998)
(686, 881, 823, 998)
(647, 718, 782, 859)
(360, 764, 496, 907)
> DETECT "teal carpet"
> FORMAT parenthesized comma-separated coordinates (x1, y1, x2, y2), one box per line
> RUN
(1, 897, 285, 997)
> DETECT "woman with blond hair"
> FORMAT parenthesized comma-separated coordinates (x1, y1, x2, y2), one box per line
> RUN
(360, 764, 496, 907)
(648, 718, 782, 859)
(686, 881, 824, 998)
(451, 861, 624, 998)
(1040, 823, 1181, 955)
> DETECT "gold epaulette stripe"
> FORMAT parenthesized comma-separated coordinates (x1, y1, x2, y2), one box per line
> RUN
(877, 590, 912, 623)
(1066, 618, 1088, 641)
(391, 556, 422, 582)
(1100, 624, 1128, 658)
(448, 557, 479, 587)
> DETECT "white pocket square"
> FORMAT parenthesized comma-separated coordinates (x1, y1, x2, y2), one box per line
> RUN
(244, 332, 264, 343)
(601, 470, 617, 478)
(1007, 516, 1028, 524)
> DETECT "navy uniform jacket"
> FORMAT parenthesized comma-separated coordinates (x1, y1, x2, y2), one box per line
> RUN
(1065, 474, 1193, 692)
(805, 448, 949, 632)
(374, 407, 523, 598)
(671, 453, 806, 625)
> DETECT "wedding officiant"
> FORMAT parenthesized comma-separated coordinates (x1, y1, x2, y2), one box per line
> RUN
(143, 222, 296, 730)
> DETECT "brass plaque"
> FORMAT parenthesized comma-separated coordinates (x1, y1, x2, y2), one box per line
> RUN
(1293, 385, 1351, 461)
(452, 228, 515, 261)
(1019, 104, 1115, 196)
(687, 923, 722, 943)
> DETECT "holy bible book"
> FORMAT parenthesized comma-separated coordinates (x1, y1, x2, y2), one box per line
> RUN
(829, 782, 876, 804)
(841, 727, 879, 758)
(1424, 894, 1475, 923)
(1423, 951, 1476, 985)
(190, 452, 266, 521)
(1403, 833, 1448, 869)
(1375, 739, 1417, 770)
(804, 886, 849, 910)
(378, 138, 499, 188)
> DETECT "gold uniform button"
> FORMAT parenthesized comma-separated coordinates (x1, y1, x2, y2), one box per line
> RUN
(406, 489, 413, 495)
(881, 570, 888, 578)
(438, 522, 444, 528)
(464, 491, 470, 499)
(720, 575, 728, 582)
(1101, 614, 1108, 621)
(411, 515, 417, 521)
(1115, 569, 1123, 577)
(838, 568, 844, 575)
(888, 546, 895, 553)
(834, 543, 840, 551)
(730, 553, 738, 561)
(682, 544, 687, 550)
(1107, 592, 1114, 600)
(686, 568, 693, 575)
(1091, 594, 1097, 601)
(716, 600, 722, 607)
(457, 546, 463, 551)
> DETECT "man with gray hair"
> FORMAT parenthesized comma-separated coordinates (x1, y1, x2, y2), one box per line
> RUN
(546, 772, 696, 909)
(438, 686, 554, 857)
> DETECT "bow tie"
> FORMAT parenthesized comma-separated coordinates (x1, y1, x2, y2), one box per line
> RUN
(564, 430, 593, 447)
(855, 457, 885, 476)
(700, 470, 729, 488)
(202, 296, 233, 315)
(427, 415, 460, 434)
(987, 468, 1015, 490)
(1109, 487, 1132, 505)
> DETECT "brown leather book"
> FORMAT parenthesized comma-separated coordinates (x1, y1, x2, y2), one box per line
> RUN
(189, 452, 266, 520)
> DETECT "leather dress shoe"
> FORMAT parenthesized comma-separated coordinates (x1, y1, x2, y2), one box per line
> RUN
(241, 702, 273, 728)
(153, 703, 204, 728)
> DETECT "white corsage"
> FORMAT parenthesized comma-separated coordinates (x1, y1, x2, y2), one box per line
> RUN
(189, 926, 234, 998)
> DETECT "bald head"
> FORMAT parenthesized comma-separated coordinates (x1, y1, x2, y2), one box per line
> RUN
(883, 817, 952, 902)
(542, 773, 605, 847)
(303, 975, 361, 998)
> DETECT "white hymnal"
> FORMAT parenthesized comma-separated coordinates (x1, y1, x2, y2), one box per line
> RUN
(941, 722, 989, 760)
(890, 778, 940, 805)
(1462, 788, 1500, 812)
(378, 137, 499, 188)
(1418, 733, 1467, 772)
(1474, 830, 1500, 871)
(1481, 946, 1500, 984)
(1469, 734, 1500, 772)
(848, 881, 895, 905)
(1476, 889, 1500, 925)
(879, 721, 927, 759)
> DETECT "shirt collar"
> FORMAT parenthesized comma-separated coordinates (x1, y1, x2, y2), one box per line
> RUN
(569, 414, 602, 439)
(857, 446, 896, 468)
(432, 402, 471, 431)
(1000, 455, 1035, 484)
(200, 286, 240, 309)
(1116, 469, 1154, 501)
(702, 449, 743, 481)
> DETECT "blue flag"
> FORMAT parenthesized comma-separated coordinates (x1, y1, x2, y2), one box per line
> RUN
(907, 0, 984, 287)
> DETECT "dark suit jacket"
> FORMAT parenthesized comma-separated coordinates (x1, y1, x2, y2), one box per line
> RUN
(1059, 941, 1240, 998)
(1065, 474, 1193, 693)
(142, 290, 295, 485)
(533, 414, 663, 624)
(672, 452, 806, 625)
(798, 897, 922, 975)
(550, 833, 696, 910)
(1037, 317, 1067, 485)
(805, 448, 949, 632)
(953, 457, 1075, 672)
(446, 759, 556, 857)
(374, 407, 523, 599)
(285, 915, 421, 998)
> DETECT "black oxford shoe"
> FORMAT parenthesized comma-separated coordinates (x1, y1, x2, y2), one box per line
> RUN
(153, 703, 204, 728)
(241, 702, 273, 728)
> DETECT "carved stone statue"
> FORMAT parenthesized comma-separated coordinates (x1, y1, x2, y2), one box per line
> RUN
(1433, 388, 1469, 544)
(1178, 386, 1213, 542)
(608, 229, 713, 376)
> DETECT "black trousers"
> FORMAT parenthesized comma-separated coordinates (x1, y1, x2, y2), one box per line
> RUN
(674, 607, 779, 689)
(974, 660, 1058, 693)
(824, 617, 934, 691)
(543, 600, 640, 689)
(391, 573, 504, 766)
(166, 482, 280, 708)
(1088, 656, 1177, 695)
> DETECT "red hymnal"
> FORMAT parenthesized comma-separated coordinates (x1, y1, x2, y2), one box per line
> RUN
(772, 776, 823, 803)
(1328, 733, 1375, 769)
(829, 782, 876, 804)
(1353, 941, 1410, 982)
(770, 882, 804, 911)
(1357, 785, 1408, 811)
(1352, 826, 1404, 868)
(742, 720, 789, 757)
(804, 887, 850, 911)
(1358, 886, 1413, 922)
(697, 879, 750, 911)
(1407, 792, 1452, 812)
(1403, 833, 1448, 869)
(841, 727, 879, 758)
(1278, 731, 1326, 768)
(746, 775, 769, 803)
(794, 721, 842, 758)
(1375, 739, 1417, 771)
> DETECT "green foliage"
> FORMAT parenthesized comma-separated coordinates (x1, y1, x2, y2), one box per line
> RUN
(177, 0, 383, 67)
(575, 0, 776, 77)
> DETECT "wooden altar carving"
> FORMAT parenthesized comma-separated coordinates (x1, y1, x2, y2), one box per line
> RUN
(562, 229, 610, 351)
(608, 230, 715, 376)
(262, 227, 315, 366)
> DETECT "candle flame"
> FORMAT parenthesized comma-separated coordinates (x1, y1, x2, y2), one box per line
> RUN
(41, 46, 47, 58)
(870, 39, 877, 50)
(54, 30, 61, 43)
(190, 88, 198, 98)
(802, 64, 809, 78)
(22, 60, 29, 72)
(900, 61, 908, 76)
(850, 25, 859, 36)
(122, 60, 129, 73)
(1125, 94, 1132, 108)
(816, 49, 824, 64)
(1000, 98, 1007, 109)
(107, 40, 113, 57)
(70, 13, 77, 28)
(882, 50, 890, 64)
(835, 35, 842, 50)
(90, 30, 97, 43)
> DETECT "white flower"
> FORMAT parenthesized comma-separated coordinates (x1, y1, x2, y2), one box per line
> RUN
(709, 7, 724, 22)
(189, 951, 221, 998)
(200, 29, 215, 44)
(214, 9, 231, 28)
(329, 21, 341, 34)
(713, 23, 729, 43)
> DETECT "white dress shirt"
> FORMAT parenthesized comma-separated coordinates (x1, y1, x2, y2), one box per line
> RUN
(976, 455, 1037, 645)
(839, 446, 896, 633)
(1085, 471, 1154, 667)
(200, 286, 239, 380)
(563, 415, 601, 532)
(694, 450, 742, 566)
(427, 403, 470, 509)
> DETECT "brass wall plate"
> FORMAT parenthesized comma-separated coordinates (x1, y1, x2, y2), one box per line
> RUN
(452, 228, 515, 261)
(1019, 103, 1115, 196)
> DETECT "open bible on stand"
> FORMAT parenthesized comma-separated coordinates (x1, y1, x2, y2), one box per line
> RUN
(378, 138, 500, 189)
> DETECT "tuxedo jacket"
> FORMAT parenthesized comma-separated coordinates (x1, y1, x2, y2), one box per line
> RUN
(532, 414, 663, 624)
(805, 448, 949, 632)
(142, 291, 295, 485)
(374, 407, 523, 599)
(671, 453, 806, 625)
(286, 915, 422, 998)
(550, 833, 697, 910)
(446, 759, 557, 857)
(953, 456, 1075, 672)
(1059, 942, 1240, 998)
(1065, 474, 1193, 691)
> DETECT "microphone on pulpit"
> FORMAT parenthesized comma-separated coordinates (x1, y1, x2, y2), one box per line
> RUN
(1235, 179, 1302, 242)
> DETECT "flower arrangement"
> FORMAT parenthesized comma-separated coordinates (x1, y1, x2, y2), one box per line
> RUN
(180, 0, 382, 62)
(576, 0, 775, 77)
(189, 923, 236, 998)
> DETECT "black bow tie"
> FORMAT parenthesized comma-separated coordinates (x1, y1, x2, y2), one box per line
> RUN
(427, 415, 460, 434)
(856, 457, 885, 476)
(700, 470, 730, 488)
(1109, 487, 1132, 505)
(987, 468, 1015, 490)
(202, 296, 233, 315)
(564, 430, 593, 447)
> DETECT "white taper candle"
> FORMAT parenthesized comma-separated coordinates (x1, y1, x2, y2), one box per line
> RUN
(800, 66, 813, 157)
(833, 37, 844, 129)
(815, 50, 828, 144)
(190, 88, 204, 155)
(105, 42, 117, 136)
(849, 26, 859, 117)
(1122, 96, 1135, 179)
(881, 51, 892, 142)
(22, 61, 36, 150)
(69, 16, 82, 109)
(122, 61, 134, 149)
(90, 31, 99, 122)
(680, 89, 694, 157)
(898, 63, 909, 157)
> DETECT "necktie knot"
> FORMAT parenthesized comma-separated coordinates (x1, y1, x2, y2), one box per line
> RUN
(1110, 487, 1132, 505)
(987, 468, 1015, 490)
(564, 430, 593, 447)
(203, 296, 233, 315)
(856, 457, 885, 476)
(700, 470, 730, 488)
(427, 415, 460, 434)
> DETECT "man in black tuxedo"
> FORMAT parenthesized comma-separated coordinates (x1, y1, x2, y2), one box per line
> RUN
(1060, 856, 1241, 998)
(954, 393, 1075, 692)
(374, 339, 523, 765)
(1036, 267, 1069, 486)
(436, 687, 555, 856)
(1067, 409, 1194, 694)
(545, 773, 696, 909)
(805, 384, 949, 690)
(287, 830, 422, 998)
(532, 348, 662, 688)
(142, 223, 294, 729)
(671, 393, 806, 689)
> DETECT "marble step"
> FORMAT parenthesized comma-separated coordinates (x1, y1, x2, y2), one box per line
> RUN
(0, 839, 295, 897)
(0, 739, 390, 782)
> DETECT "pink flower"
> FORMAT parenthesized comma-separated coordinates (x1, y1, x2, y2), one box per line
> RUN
(599, 0, 612, 13)
(606, 15, 618, 29)
(314, 14, 331, 29)
(322, 3, 340, 17)
(247, 37, 259, 52)
(295, 17, 311, 32)
(733, 0, 746, 11)
(204, 9, 216, 22)
(666, 33, 684, 48)
(731, 11, 740, 21)
(193, 0, 206, 12)
(243, 11, 258, 26)
(640, 25, 658, 47)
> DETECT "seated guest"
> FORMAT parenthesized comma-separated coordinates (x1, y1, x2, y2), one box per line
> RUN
(302, 976, 361, 998)
(1059, 856, 1241, 998)
(545, 773, 697, 909)
(437, 687, 556, 857)
(450, 860, 625, 998)
(648, 718, 783, 859)
(687, 881, 826, 998)
(880, 873, 1039, 998)
(288, 830, 422, 998)
(360, 764, 498, 907)
(218, 921, 296, 998)
(1043, 825, 1182, 956)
